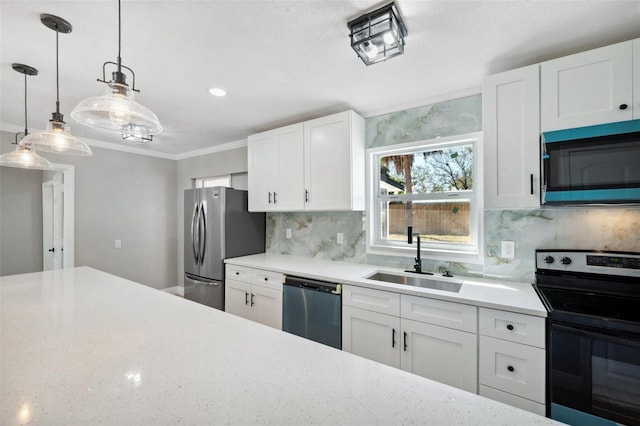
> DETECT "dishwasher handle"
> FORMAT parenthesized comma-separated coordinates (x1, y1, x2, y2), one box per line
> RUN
(284, 276, 341, 295)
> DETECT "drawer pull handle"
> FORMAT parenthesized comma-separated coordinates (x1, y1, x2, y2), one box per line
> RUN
(507, 365, 515, 372)
(403, 332, 408, 352)
(620, 104, 628, 110)
(251, 293, 255, 306)
(235, 272, 239, 275)
(506, 324, 514, 331)
(268, 192, 272, 204)
(244, 291, 249, 305)
(264, 277, 268, 281)
(392, 328, 396, 348)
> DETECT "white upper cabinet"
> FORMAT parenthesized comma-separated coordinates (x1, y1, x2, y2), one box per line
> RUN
(248, 123, 304, 212)
(483, 64, 540, 209)
(541, 40, 633, 131)
(248, 110, 365, 212)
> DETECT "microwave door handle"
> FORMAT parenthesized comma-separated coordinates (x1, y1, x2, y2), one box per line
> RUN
(191, 202, 199, 264)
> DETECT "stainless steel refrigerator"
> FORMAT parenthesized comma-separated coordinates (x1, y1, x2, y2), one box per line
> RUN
(184, 187, 265, 310)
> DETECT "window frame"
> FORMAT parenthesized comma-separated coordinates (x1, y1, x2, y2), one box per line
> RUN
(366, 132, 483, 263)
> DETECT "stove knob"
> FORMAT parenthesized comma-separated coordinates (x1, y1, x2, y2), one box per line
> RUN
(544, 256, 555, 264)
(561, 256, 572, 265)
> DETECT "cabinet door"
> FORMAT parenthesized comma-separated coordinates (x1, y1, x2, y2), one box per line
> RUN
(342, 305, 401, 368)
(304, 111, 364, 211)
(250, 285, 283, 330)
(541, 40, 633, 131)
(401, 318, 477, 393)
(483, 64, 540, 209)
(274, 124, 304, 211)
(225, 279, 252, 320)
(248, 132, 278, 211)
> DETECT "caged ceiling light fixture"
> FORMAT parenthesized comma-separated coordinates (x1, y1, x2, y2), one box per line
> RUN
(347, 2, 407, 66)
(0, 64, 53, 170)
(71, 0, 162, 141)
(21, 14, 93, 156)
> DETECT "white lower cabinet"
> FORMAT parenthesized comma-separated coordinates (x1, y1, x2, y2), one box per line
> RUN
(478, 307, 546, 415)
(342, 285, 477, 393)
(225, 265, 283, 329)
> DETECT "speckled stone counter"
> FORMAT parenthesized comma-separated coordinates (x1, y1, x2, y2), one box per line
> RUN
(0, 267, 559, 425)
(225, 253, 547, 316)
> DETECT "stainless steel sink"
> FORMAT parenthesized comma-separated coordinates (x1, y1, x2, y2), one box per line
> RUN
(365, 271, 462, 293)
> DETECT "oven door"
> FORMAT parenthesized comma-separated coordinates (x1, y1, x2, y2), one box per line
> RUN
(550, 321, 640, 425)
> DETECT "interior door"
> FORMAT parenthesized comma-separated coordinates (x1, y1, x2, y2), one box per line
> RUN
(42, 179, 63, 271)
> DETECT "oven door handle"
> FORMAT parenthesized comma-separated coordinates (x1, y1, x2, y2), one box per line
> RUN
(552, 321, 640, 346)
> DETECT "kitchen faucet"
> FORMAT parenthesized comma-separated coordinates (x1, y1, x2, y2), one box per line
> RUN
(405, 226, 433, 275)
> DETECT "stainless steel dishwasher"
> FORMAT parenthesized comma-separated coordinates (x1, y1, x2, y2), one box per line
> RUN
(282, 276, 342, 349)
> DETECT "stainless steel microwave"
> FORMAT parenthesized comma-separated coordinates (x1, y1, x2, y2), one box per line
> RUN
(541, 120, 640, 204)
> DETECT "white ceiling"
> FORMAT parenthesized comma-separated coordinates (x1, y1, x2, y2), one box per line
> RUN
(2, 1, 640, 158)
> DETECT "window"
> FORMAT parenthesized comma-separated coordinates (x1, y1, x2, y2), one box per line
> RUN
(367, 132, 482, 259)
(194, 175, 231, 189)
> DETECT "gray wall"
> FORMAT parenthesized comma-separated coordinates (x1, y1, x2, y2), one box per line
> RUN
(0, 133, 43, 275)
(0, 130, 178, 289)
(176, 146, 248, 286)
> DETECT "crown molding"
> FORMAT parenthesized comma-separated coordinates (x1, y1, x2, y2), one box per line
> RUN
(0, 122, 247, 160)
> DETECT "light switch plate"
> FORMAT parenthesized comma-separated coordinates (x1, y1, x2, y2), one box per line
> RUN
(337, 233, 344, 245)
(115, 239, 122, 249)
(285, 228, 292, 239)
(501, 240, 515, 259)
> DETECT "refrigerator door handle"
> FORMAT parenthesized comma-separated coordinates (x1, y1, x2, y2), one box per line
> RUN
(199, 202, 207, 265)
(191, 202, 199, 264)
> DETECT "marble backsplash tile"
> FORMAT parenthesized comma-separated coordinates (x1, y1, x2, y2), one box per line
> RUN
(266, 207, 640, 283)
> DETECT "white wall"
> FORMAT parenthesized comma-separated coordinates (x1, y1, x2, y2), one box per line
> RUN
(0, 131, 178, 289)
(0, 137, 43, 275)
(176, 146, 248, 286)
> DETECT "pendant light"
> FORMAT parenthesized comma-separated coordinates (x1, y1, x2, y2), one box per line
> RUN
(21, 15, 92, 156)
(0, 64, 53, 170)
(70, 0, 162, 139)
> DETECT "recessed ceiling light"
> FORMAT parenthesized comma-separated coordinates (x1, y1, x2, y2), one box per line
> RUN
(208, 88, 226, 97)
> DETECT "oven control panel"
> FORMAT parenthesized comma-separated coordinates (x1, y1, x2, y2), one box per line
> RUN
(536, 250, 640, 277)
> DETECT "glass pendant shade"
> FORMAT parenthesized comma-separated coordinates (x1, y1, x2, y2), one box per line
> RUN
(71, 82, 162, 134)
(0, 144, 53, 170)
(348, 2, 407, 66)
(21, 120, 92, 156)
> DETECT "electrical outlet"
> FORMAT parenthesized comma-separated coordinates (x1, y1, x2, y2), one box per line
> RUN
(501, 240, 515, 259)
(337, 233, 344, 245)
(285, 228, 292, 239)
(115, 239, 122, 249)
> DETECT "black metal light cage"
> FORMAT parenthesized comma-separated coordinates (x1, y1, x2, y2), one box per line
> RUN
(348, 2, 407, 66)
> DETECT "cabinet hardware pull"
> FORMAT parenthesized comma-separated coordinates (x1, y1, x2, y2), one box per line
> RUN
(244, 291, 249, 305)
(392, 328, 396, 348)
(305, 189, 309, 203)
(268, 192, 272, 204)
(507, 365, 515, 372)
(264, 277, 268, 281)
(403, 332, 408, 351)
(273, 192, 277, 203)
(506, 324, 514, 331)
(620, 104, 628, 110)
(250, 293, 255, 306)
(235, 271, 239, 275)
(530, 174, 534, 195)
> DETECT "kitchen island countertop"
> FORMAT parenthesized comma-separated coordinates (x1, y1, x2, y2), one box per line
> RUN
(0, 267, 558, 425)
(225, 253, 547, 316)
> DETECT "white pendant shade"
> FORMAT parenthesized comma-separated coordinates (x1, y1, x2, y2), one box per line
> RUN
(21, 121, 92, 156)
(0, 144, 53, 170)
(71, 82, 162, 134)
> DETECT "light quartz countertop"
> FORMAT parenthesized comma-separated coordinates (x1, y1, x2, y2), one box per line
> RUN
(225, 254, 547, 317)
(0, 267, 559, 425)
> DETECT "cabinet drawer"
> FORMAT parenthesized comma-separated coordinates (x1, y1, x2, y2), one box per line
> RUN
(342, 285, 400, 316)
(479, 385, 545, 416)
(401, 294, 477, 333)
(226, 264, 252, 283)
(252, 269, 283, 291)
(479, 307, 545, 348)
(479, 336, 545, 403)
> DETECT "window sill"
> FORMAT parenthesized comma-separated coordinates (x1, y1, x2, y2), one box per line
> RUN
(366, 244, 483, 265)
